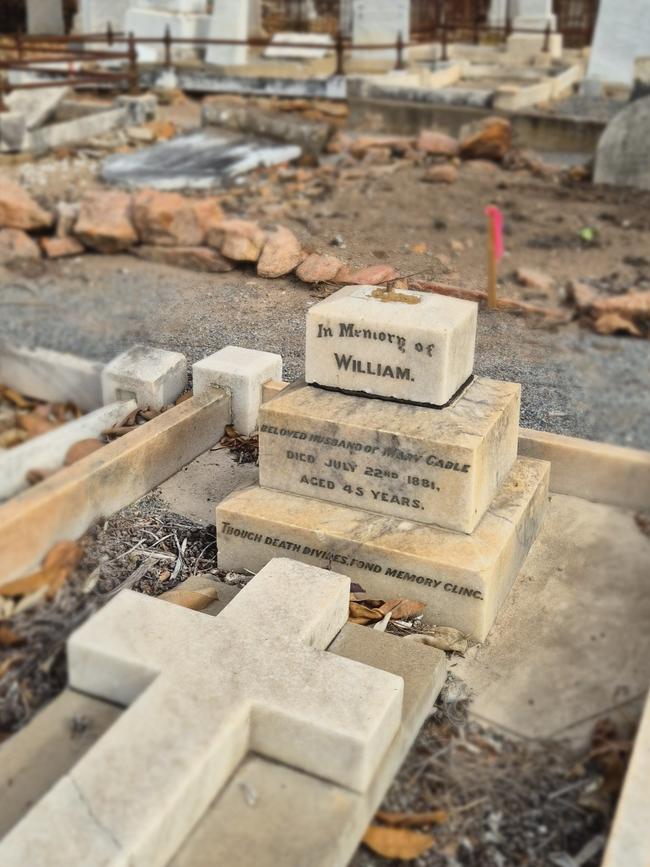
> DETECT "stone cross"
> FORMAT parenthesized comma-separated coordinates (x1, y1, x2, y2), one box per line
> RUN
(0, 559, 403, 867)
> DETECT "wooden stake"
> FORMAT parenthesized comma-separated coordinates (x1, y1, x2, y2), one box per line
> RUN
(487, 217, 498, 310)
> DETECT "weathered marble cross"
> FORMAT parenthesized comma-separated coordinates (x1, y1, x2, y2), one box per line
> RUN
(1, 559, 403, 867)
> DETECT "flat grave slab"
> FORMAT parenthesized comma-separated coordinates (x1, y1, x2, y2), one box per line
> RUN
(101, 130, 301, 191)
(218, 457, 550, 641)
(259, 378, 520, 533)
(305, 285, 478, 407)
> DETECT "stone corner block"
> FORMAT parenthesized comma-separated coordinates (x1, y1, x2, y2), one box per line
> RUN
(193, 346, 283, 436)
(115, 93, 158, 125)
(101, 344, 187, 410)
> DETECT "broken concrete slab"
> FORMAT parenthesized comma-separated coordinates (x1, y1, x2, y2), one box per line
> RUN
(6, 85, 71, 131)
(263, 32, 334, 60)
(0, 559, 404, 867)
(0, 399, 135, 502)
(0, 344, 104, 411)
(101, 129, 301, 190)
(202, 102, 333, 154)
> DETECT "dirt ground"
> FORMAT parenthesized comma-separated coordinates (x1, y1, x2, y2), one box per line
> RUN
(0, 97, 648, 865)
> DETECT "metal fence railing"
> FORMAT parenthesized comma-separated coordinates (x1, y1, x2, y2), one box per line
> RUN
(0, 15, 587, 112)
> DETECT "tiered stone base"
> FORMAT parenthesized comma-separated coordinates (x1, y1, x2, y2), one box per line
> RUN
(217, 457, 550, 641)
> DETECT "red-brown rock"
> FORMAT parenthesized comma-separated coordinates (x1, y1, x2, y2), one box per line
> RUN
(192, 198, 225, 240)
(416, 130, 459, 157)
(74, 191, 137, 253)
(0, 180, 53, 231)
(134, 246, 236, 272)
(208, 219, 266, 262)
(459, 116, 512, 161)
(335, 263, 400, 285)
(257, 226, 305, 278)
(0, 228, 41, 265)
(132, 190, 203, 247)
(295, 253, 344, 284)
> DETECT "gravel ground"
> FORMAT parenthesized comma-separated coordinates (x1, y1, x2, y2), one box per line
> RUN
(1, 253, 648, 448)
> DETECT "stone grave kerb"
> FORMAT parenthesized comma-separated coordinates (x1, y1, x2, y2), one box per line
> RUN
(0, 559, 403, 867)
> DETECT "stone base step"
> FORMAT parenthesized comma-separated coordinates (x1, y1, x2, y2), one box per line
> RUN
(217, 457, 550, 641)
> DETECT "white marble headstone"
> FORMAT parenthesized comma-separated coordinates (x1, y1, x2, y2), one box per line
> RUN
(352, 0, 410, 58)
(586, 0, 650, 87)
(206, 0, 250, 66)
(0, 560, 403, 867)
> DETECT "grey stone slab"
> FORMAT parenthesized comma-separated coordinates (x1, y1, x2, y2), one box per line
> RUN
(202, 102, 333, 154)
(26, 0, 65, 34)
(594, 96, 650, 190)
(0, 343, 104, 411)
(6, 85, 70, 131)
(101, 130, 301, 190)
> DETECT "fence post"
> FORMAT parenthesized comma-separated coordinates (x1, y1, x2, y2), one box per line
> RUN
(441, 23, 448, 62)
(543, 21, 551, 52)
(15, 30, 23, 62)
(107, 22, 114, 47)
(395, 31, 405, 71)
(335, 29, 345, 76)
(0, 78, 9, 113)
(473, 12, 480, 44)
(164, 25, 172, 69)
(128, 32, 140, 95)
(505, 0, 513, 39)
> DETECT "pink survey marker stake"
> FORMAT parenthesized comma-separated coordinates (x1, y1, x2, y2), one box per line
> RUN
(485, 205, 504, 308)
(485, 205, 505, 260)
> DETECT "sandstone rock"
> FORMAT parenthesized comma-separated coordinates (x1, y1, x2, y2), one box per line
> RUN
(423, 164, 458, 184)
(334, 263, 400, 285)
(295, 253, 343, 284)
(566, 279, 596, 311)
(134, 246, 236, 272)
(459, 117, 512, 161)
(349, 135, 413, 158)
(416, 130, 459, 157)
(208, 219, 266, 263)
(0, 229, 41, 265)
(0, 180, 53, 231)
(192, 198, 225, 239)
(74, 191, 137, 253)
(516, 267, 555, 294)
(465, 159, 499, 174)
(257, 226, 305, 278)
(593, 312, 642, 337)
(132, 190, 203, 247)
(591, 290, 650, 335)
(41, 236, 85, 259)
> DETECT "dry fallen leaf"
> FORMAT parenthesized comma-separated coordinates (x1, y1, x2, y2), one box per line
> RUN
(0, 428, 29, 448)
(375, 809, 449, 828)
(383, 599, 426, 620)
(363, 825, 435, 860)
(349, 601, 386, 625)
(0, 653, 23, 679)
(0, 540, 83, 600)
(406, 626, 469, 654)
(161, 587, 219, 611)
(0, 386, 32, 409)
(64, 438, 105, 466)
(0, 625, 24, 647)
(17, 413, 59, 438)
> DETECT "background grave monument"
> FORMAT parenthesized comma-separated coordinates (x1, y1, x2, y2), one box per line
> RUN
(217, 285, 550, 641)
(585, 0, 650, 88)
(351, 0, 410, 60)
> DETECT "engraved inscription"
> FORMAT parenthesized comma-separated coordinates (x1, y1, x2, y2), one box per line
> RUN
(219, 521, 484, 602)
